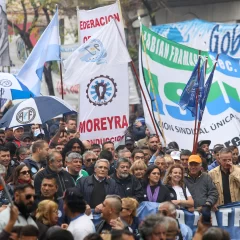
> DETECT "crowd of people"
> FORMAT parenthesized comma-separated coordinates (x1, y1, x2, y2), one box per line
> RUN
(0, 113, 238, 240)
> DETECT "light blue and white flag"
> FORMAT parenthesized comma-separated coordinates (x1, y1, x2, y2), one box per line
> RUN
(63, 19, 131, 85)
(17, 9, 60, 96)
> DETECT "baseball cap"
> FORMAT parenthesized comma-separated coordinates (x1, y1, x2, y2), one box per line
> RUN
(188, 155, 202, 164)
(125, 135, 134, 144)
(170, 151, 180, 160)
(213, 144, 224, 149)
(198, 140, 211, 147)
(22, 133, 32, 141)
(13, 126, 24, 132)
(63, 188, 86, 205)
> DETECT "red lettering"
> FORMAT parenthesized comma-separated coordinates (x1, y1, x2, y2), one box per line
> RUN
(90, 19, 94, 28)
(86, 120, 93, 132)
(80, 21, 83, 30)
(113, 13, 120, 22)
(94, 118, 100, 131)
(83, 36, 91, 43)
(100, 17, 105, 26)
(115, 116, 121, 128)
(79, 121, 85, 133)
(95, 18, 100, 27)
(107, 117, 113, 129)
(101, 117, 107, 130)
(122, 115, 128, 128)
(108, 15, 113, 23)
(86, 20, 90, 29)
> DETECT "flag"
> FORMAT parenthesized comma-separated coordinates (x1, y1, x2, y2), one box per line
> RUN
(179, 57, 201, 115)
(17, 9, 60, 96)
(199, 66, 216, 121)
(63, 19, 131, 86)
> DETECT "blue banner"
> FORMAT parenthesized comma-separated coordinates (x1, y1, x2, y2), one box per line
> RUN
(137, 201, 240, 240)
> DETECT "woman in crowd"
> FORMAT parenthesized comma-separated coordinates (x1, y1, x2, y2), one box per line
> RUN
(8, 164, 33, 190)
(164, 164, 194, 211)
(130, 160, 147, 183)
(62, 138, 85, 161)
(143, 165, 171, 203)
(120, 197, 139, 238)
(164, 154, 174, 169)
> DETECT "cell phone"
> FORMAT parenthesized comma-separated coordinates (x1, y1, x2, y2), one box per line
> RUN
(202, 204, 211, 224)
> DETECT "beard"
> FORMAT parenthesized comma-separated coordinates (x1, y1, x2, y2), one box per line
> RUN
(15, 200, 37, 218)
(119, 173, 129, 179)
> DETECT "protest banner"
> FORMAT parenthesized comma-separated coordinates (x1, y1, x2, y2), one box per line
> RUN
(77, 3, 130, 144)
(138, 201, 240, 240)
(140, 24, 240, 149)
(152, 19, 240, 58)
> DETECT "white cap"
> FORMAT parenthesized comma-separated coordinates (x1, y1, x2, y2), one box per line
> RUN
(13, 126, 24, 132)
(170, 151, 181, 161)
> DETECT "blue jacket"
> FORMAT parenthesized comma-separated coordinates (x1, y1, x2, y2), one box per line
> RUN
(76, 175, 120, 205)
(208, 160, 219, 172)
(23, 158, 46, 175)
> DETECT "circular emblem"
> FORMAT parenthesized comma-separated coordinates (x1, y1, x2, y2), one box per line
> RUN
(16, 107, 36, 124)
(0, 79, 12, 87)
(86, 75, 117, 106)
(31, 167, 37, 174)
(58, 210, 62, 218)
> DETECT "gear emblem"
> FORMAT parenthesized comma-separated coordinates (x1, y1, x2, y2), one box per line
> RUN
(86, 75, 117, 106)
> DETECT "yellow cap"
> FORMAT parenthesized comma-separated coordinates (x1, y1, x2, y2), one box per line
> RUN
(188, 155, 202, 163)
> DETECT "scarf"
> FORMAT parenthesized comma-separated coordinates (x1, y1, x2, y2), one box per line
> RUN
(18, 179, 32, 184)
(147, 184, 160, 202)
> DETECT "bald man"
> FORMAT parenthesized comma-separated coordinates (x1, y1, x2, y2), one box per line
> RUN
(82, 140, 92, 152)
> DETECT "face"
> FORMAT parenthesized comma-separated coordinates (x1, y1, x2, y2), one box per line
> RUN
(148, 137, 159, 152)
(101, 199, 111, 220)
(39, 143, 49, 160)
(83, 141, 92, 151)
(133, 167, 146, 179)
(19, 150, 31, 161)
(15, 187, 35, 212)
(31, 124, 39, 133)
(116, 162, 130, 178)
(120, 200, 132, 220)
(142, 149, 151, 163)
(149, 168, 161, 185)
(154, 158, 166, 172)
(95, 161, 109, 179)
(5, 128, 13, 138)
(50, 153, 63, 173)
(72, 143, 81, 153)
(0, 150, 10, 167)
(14, 128, 24, 140)
(188, 162, 202, 176)
(0, 133, 5, 143)
(50, 207, 59, 225)
(151, 225, 167, 240)
(171, 167, 182, 184)
(219, 152, 233, 171)
(55, 144, 64, 153)
(122, 151, 132, 161)
(232, 148, 239, 164)
(214, 151, 220, 163)
(201, 144, 209, 153)
(41, 178, 57, 198)
(125, 143, 134, 152)
(58, 132, 68, 145)
(18, 166, 31, 182)
(67, 120, 77, 131)
(103, 143, 115, 157)
(68, 132, 75, 140)
(84, 154, 97, 167)
(166, 222, 179, 240)
(21, 138, 32, 148)
(158, 205, 171, 217)
(180, 155, 189, 169)
(133, 153, 145, 162)
(67, 158, 82, 174)
(92, 148, 101, 157)
(20, 236, 38, 240)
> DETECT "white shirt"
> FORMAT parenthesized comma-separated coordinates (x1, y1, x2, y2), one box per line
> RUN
(68, 214, 95, 240)
(172, 186, 191, 200)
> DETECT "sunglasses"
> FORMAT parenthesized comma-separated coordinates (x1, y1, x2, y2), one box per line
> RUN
(20, 170, 31, 175)
(25, 194, 37, 200)
(86, 158, 97, 162)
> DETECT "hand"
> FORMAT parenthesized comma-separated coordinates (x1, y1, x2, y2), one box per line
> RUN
(171, 200, 181, 206)
(9, 205, 19, 224)
(74, 131, 80, 139)
(135, 121, 142, 128)
(110, 217, 124, 230)
(61, 223, 68, 229)
(85, 204, 92, 216)
(212, 204, 218, 212)
(95, 203, 103, 213)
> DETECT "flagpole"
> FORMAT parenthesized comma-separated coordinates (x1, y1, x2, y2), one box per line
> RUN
(193, 54, 219, 153)
(192, 51, 201, 153)
(130, 60, 160, 137)
(140, 33, 167, 146)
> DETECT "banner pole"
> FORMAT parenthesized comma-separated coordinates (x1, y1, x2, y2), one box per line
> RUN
(194, 54, 219, 153)
(141, 33, 167, 146)
(130, 60, 159, 137)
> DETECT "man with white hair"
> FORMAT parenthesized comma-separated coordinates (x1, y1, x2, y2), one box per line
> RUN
(158, 201, 192, 240)
(82, 151, 98, 175)
(76, 159, 120, 213)
(65, 152, 88, 185)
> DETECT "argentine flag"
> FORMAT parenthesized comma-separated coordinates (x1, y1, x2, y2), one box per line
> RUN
(17, 9, 60, 96)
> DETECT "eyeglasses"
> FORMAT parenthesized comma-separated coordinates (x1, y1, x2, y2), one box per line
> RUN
(20, 170, 31, 175)
(86, 158, 97, 162)
(25, 194, 36, 200)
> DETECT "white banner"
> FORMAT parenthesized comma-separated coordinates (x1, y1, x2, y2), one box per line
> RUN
(77, 2, 129, 144)
(140, 25, 240, 150)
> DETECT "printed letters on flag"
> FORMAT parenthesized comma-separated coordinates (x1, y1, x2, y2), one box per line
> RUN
(63, 20, 131, 86)
(17, 9, 60, 96)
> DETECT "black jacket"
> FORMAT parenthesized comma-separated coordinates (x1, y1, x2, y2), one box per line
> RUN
(34, 166, 75, 198)
(143, 182, 171, 203)
(111, 173, 144, 202)
(165, 185, 188, 201)
(23, 158, 47, 175)
(76, 175, 120, 205)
